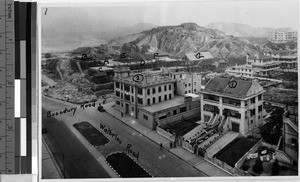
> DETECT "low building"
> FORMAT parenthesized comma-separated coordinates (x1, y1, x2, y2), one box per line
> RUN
(226, 53, 281, 78)
(270, 31, 298, 43)
(183, 51, 214, 62)
(264, 50, 298, 69)
(199, 76, 266, 136)
(226, 64, 256, 78)
(139, 95, 200, 129)
(246, 54, 281, 77)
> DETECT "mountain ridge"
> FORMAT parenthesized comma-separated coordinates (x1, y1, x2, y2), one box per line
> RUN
(109, 22, 260, 59)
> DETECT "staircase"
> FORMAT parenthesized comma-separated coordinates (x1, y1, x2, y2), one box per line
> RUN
(218, 116, 229, 132)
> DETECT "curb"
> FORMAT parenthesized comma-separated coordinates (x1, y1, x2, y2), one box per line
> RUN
(106, 151, 153, 178)
(42, 137, 65, 178)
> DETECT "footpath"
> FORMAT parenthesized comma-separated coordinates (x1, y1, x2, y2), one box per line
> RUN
(103, 102, 232, 177)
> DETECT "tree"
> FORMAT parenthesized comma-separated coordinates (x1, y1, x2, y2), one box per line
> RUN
(252, 158, 263, 174)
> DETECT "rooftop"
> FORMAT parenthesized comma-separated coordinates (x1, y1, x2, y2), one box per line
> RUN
(229, 64, 256, 70)
(141, 96, 186, 113)
(184, 51, 214, 61)
(114, 74, 175, 87)
(201, 76, 265, 99)
(248, 54, 272, 60)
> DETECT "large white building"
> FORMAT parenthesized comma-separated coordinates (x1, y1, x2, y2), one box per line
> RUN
(271, 31, 298, 43)
(226, 53, 281, 77)
(199, 76, 266, 136)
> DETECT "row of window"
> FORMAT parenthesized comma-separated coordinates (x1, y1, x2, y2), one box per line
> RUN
(147, 84, 172, 95)
(184, 82, 197, 87)
(185, 89, 196, 94)
(147, 94, 172, 105)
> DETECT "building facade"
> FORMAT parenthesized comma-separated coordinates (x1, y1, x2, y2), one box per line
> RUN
(199, 76, 265, 136)
(169, 72, 202, 95)
(264, 50, 298, 69)
(114, 70, 175, 118)
(271, 31, 298, 43)
(226, 53, 281, 78)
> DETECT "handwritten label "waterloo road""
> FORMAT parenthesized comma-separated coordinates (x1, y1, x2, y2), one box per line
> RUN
(99, 122, 140, 160)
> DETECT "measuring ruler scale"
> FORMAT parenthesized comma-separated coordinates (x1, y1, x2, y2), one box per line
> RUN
(0, 0, 15, 174)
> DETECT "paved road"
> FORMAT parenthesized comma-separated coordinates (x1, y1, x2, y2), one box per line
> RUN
(42, 108, 111, 178)
(42, 96, 206, 177)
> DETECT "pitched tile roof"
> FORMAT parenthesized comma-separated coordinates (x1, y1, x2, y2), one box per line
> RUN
(184, 52, 214, 61)
(202, 76, 260, 98)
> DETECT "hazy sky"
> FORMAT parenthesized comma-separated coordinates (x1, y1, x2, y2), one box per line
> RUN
(42, 0, 299, 30)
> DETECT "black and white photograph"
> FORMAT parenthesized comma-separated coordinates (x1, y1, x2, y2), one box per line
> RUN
(40, 0, 299, 179)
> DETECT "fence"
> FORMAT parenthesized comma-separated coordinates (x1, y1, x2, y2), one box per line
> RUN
(235, 138, 262, 169)
(156, 126, 176, 141)
(158, 108, 200, 126)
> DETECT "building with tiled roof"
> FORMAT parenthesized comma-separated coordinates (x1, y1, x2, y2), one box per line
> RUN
(183, 51, 214, 61)
(199, 76, 266, 136)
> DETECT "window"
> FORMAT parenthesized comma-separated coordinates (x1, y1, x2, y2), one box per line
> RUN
(124, 84, 130, 92)
(173, 110, 177, 115)
(152, 87, 156, 94)
(169, 84, 171, 90)
(194, 82, 196, 85)
(251, 109, 255, 116)
(189, 83, 191, 87)
(169, 94, 171, 99)
(194, 89, 196, 92)
(121, 84, 123, 90)
(131, 86, 134, 93)
(251, 97, 255, 104)
(258, 105, 262, 112)
(164, 95, 167, 100)
(158, 86, 162, 93)
(158, 96, 161, 102)
(185, 91, 187, 94)
(152, 97, 155, 104)
(147, 89, 150, 95)
(258, 94, 262, 101)
(121, 93, 123, 99)
(164, 85, 167, 91)
(132, 107, 134, 111)
(180, 107, 187, 113)
(147, 99, 150, 105)
(138, 88, 143, 95)
(131, 96, 134, 102)
(116, 101, 120, 105)
(143, 114, 148, 120)
(188, 90, 191, 93)
(138, 98, 143, 104)
(116, 90, 120, 97)
(124, 94, 130, 101)
(116, 82, 120, 88)
(185, 84, 187, 87)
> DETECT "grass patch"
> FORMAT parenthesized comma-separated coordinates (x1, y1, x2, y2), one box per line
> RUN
(73, 121, 109, 147)
(106, 152, 151, 178)
(215, 137, 258, 167)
